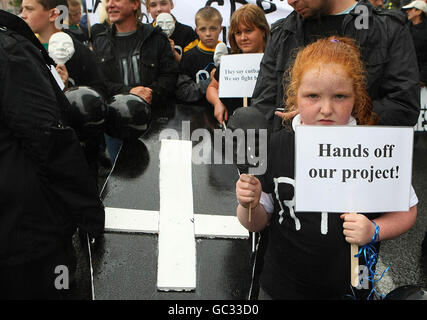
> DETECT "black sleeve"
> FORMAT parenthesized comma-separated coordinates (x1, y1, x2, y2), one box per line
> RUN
(214, 66, 220, 81)
(66, 39, 109, 98)
(373, 22, 420, 126)
(43, 126, 105, 238)
(148, 34, 179, 106)
(0, 37, 61, 165)
(175, 73, 211, 103)
(0, 37, 104, 238)
(257, 130, 279, 194)
(250, 29, 281, 121)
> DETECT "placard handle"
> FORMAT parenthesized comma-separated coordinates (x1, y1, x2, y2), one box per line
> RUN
(349, 212, 359, 287)
(351, 243, 359, 287)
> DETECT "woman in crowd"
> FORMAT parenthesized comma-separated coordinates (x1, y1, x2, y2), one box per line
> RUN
(206, 4, 270, 125)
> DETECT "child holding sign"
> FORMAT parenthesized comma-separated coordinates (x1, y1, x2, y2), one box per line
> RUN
(236, 37, 418, 300)
(206, 4, 270, 125)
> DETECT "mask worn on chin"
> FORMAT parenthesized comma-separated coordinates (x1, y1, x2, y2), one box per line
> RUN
(156, 12, 175, 38)
(48, 32, 75, 65)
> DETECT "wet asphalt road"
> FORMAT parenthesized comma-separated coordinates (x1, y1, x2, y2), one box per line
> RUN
(71, 127, 427, 300)
(375, 133, 427, 296)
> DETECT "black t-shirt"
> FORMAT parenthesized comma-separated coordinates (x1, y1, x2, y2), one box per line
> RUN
(115, 30, 142, 90)
(258, 128, 379, 299)
(303, 14, 346, 45)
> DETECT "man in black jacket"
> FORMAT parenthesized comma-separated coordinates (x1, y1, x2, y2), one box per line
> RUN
(91, 0, 178, 161)
(252, 0, 420, 130)
(92, 0, 178, 105)
(0, 10, 104, 299)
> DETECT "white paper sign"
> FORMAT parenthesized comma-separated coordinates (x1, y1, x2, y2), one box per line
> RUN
(140, 1, 293, 42)
(295, 126, 413, 213)
(48, 65, 65, 90)
(414, 87, 427, 132)
(85, 0, 101, 26)
(218, 53, 263, 98)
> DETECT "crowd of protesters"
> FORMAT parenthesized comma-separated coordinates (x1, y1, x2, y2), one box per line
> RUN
(0, 0, 425, 300)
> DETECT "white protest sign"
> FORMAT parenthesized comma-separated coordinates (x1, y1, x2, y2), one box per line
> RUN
(84, 0, 102, 26)
(140, 0, 293, 43)
(414, 87, 427, 132)
(218, 53, 263, 98)
(48, 65, 65, 91)
(90, 1, 293, 44)
(295, 126, 413, 213)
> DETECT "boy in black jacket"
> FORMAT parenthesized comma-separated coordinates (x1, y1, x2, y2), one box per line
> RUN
(0, 10, 104, 300)
(175, 6, 223, 104)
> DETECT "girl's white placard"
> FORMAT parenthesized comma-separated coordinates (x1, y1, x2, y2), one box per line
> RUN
(218, 53, 263, 98)
(295, 126, 413, 213)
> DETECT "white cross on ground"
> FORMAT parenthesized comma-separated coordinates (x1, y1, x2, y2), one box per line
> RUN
(104, 139, 248, 292)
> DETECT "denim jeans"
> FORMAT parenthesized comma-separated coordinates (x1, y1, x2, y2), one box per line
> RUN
(104, 133, 123, 163)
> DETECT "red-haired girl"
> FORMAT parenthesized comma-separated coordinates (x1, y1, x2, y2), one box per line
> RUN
(236, 37, 418, 300)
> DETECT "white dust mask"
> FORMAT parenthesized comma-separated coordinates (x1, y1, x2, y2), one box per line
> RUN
(48, 32, 75, 65)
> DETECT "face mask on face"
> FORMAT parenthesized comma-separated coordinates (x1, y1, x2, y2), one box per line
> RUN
(156, 12, 175, 37)
(48, 32, 75, 65)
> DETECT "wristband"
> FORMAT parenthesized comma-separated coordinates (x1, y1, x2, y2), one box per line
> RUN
(370, 220, 380, 244)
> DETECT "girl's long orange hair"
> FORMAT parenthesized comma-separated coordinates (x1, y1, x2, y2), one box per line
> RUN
(285, 36, 377, 125)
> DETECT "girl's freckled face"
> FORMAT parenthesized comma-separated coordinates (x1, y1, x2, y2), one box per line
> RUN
(297, 63, 355, 126)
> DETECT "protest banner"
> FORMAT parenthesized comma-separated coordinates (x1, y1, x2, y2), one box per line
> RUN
(414, 87, 427, 132)
(85, 0, 293, 44)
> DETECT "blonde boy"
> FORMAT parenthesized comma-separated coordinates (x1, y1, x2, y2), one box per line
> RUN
(175, 6, 223, 103)
(194, 6, 223, 49)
